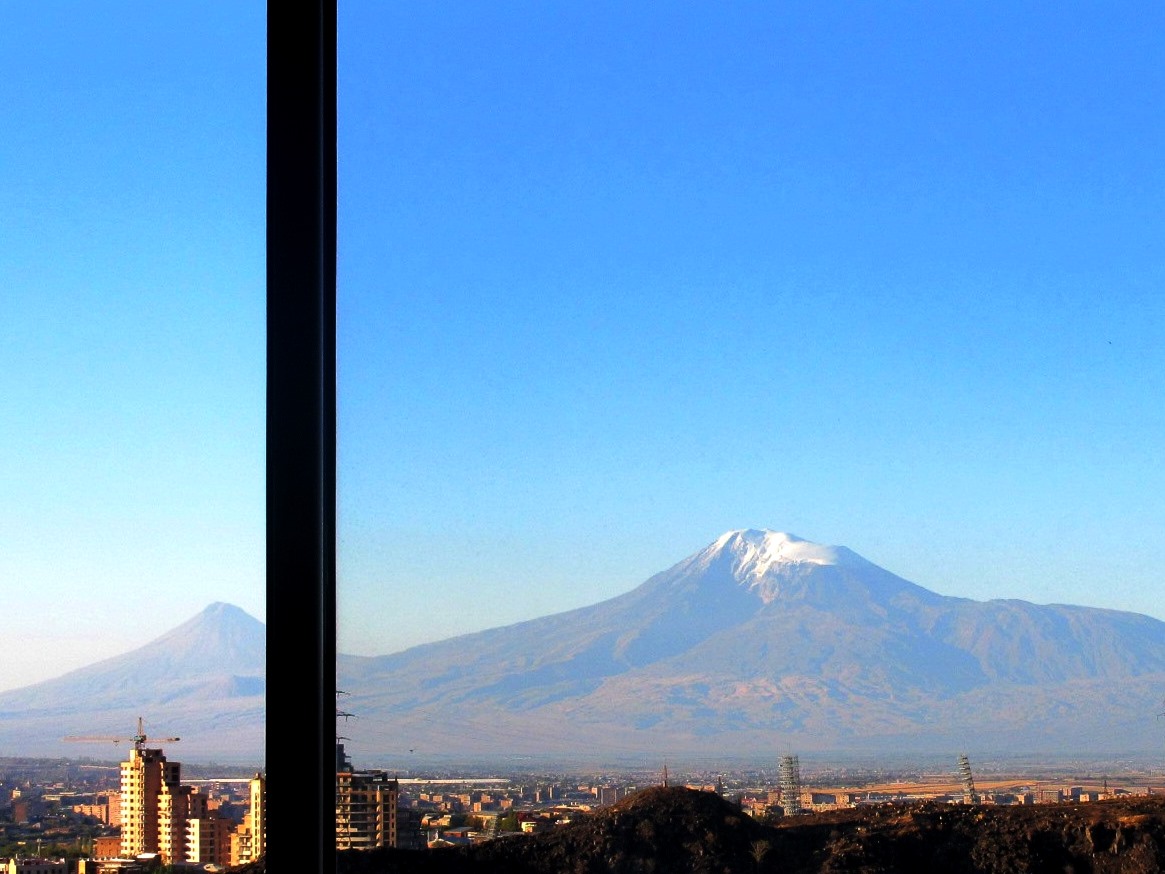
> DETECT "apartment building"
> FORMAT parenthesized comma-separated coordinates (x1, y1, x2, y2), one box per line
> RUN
(118, 741, 266, 866)
(186, 811, 234, 865)
(229, 774, 267, 867)
(118, 746, 180, 859)
(336, 767, 399, 849)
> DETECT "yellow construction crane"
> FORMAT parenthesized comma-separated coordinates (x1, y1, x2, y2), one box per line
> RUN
(64, 716, 180, 753)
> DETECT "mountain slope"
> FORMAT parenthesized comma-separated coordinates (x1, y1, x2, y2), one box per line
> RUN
(0, 602, 264, 764)
(338, 530, 1165, 759)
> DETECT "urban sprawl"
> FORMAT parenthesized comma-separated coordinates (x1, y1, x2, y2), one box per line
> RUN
(4, 735, 1165, 872)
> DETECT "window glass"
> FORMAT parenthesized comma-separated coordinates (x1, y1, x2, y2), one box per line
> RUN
(338, 3, 1165, 765)
(0, 3, 266, 764)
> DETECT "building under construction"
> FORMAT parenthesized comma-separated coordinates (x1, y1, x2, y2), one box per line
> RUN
(335, 742, 423, 850)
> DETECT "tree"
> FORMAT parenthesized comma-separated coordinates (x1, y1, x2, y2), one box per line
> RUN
(750, 839, 771, 873)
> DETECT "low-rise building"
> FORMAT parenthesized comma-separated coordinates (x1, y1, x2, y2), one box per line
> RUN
(336, 743, 420, 850)
(93, 836, 122, 860)
(5, 860, 69, 874)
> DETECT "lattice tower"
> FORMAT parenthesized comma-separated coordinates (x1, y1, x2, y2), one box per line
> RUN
(779, 755, 802, 815)
(957, 753, 979, 804)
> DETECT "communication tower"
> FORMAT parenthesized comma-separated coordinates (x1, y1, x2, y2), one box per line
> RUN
(779, 754, 802, 815)
(957, 753, 979, 804)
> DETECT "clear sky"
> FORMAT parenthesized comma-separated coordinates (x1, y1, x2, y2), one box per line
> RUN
(3, 4, 1163, 694)
(1, 4, 266, 692)
(337, 2, 1165, 658)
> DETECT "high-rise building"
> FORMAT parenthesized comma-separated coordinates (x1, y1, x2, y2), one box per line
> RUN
(158, 781, 202, 862)
(335, 743, 399, 850)
(187, 810, 234, 865)
(249, 773, 267, 859)
(119, 738, 266, 866)
(231, 773, 267, 866)
(336, 771, 398, 849)
(119, 745, 181, 858)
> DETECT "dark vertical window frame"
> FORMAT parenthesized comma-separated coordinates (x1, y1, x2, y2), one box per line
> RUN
(267, 2, 337, 872)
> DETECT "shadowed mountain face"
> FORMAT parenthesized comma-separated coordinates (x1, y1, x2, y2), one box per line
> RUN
(0, 602, 264, 764)
(338, 530, 1165, 759)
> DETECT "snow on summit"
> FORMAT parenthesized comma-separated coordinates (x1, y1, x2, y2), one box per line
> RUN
(706, 529, 858, 602)
(716, 529, 843, 567)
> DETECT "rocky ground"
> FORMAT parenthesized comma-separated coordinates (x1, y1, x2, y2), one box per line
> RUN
(333, 785, 1165, 874)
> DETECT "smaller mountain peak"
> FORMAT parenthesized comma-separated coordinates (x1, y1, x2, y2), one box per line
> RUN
(197, 602, 260, 622)
(163, 603, 264, 646)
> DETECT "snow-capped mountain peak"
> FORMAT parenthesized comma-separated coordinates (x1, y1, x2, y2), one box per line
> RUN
(707, 529, 858, 603)
(334, 529, 1165, 761)
(717, 529, 841, 566)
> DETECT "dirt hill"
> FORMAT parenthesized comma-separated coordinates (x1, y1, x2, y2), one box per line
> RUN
(334, 786, 1165, 874)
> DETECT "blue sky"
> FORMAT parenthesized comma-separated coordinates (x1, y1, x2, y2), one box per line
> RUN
(2, 4, 1162, 692)
(1, 4, 266, 691)
(338, 2, 1165, 656)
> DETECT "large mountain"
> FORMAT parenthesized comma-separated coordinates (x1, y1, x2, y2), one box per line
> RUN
(5, 532, 1164, 766)
(338, 529, 1165, 761)
(0, 602, 264, 765)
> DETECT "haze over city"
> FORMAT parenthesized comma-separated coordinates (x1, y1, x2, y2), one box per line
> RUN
(2, 2, 1163, 701)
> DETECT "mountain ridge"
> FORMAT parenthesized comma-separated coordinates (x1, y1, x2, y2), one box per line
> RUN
(337, 529, 1165, 759)
(2, 529, 1164, 763)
